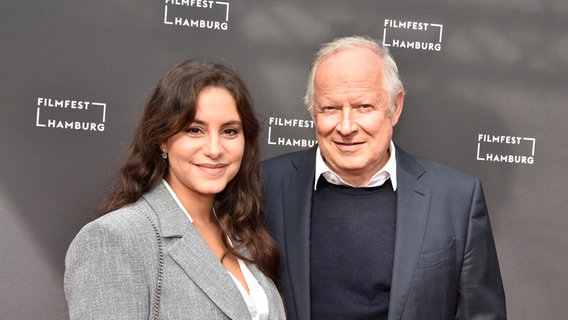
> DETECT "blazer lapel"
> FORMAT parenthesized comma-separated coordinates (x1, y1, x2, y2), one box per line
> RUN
(281, 148, 316, 319)
(168, 231, 250, 319)
(388, 146, 432, 320)
(142, 183, 250, 320)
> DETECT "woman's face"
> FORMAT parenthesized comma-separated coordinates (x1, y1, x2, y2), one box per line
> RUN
(162, 86, 245, 201)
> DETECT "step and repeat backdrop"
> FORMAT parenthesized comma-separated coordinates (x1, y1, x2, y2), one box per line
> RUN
(1, 1, 567, 319)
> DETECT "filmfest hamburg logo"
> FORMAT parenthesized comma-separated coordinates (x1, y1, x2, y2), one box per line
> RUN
(163, 0, 230, 31)
(476, 133, 536, 165)
(35, 97, 107, 132)
(383, 18, 443, 52)
(266, 116, 316, 148)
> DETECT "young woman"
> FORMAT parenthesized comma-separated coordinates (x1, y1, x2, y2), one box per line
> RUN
(64, 59, 285, 319)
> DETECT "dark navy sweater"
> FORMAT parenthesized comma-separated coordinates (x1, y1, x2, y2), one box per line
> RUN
(310, 178, 396, 319)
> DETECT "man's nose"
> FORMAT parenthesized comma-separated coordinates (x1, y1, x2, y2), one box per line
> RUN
(336, 108, 358, 135)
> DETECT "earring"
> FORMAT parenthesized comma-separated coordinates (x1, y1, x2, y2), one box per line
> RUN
(161, 151, 168, 159)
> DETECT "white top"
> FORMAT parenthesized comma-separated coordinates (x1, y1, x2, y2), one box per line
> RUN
(162, 180, 270, 320)
(314, 140, 398, 190)
(228, 259, 270, 320)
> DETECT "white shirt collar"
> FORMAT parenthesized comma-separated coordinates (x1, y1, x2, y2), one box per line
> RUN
(162, 179, 194, 224)
(314, 140, 398, 191)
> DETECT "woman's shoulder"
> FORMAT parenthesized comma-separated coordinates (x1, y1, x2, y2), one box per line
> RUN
(96, 202, 151, 228)
(69, 200, 157, 252)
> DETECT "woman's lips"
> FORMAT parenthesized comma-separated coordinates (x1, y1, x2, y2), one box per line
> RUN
(195, 163, 227, 175)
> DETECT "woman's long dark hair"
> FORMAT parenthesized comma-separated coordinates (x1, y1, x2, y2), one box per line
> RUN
(101, 58, 279, 282)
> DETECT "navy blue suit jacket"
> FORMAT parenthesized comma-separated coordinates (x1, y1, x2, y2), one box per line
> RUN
(261, 145, 506, 320)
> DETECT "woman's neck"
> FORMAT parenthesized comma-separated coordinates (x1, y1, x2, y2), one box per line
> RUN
(165, 179, 216, 224)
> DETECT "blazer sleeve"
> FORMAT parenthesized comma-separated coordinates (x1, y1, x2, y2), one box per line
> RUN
(456, 178, 507, 319)
(64, 213, 152, 320)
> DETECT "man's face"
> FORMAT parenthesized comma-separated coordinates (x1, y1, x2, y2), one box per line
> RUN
(312, 47, 403, 186)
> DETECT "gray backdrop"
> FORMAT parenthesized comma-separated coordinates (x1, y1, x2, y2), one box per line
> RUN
(1, 0, 567, 319)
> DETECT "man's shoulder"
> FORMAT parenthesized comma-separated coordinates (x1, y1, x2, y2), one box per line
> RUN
(261, 147, 316, 170)
(397, 146, 477, 182)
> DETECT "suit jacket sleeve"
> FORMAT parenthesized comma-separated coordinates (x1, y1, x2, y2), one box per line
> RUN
(456, 178, 506, 319)
(64, 211, 153, 320)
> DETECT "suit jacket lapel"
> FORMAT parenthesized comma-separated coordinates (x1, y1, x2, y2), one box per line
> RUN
(142, 183, 250, 320)
(281, 148, 316, 319)
(388, 146, 432, 320)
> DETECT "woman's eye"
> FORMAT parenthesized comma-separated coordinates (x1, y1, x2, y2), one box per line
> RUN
(185, 127, 203, 135)
(223, 128, 240, 136)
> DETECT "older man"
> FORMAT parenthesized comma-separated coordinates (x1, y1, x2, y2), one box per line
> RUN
(262, 35, 506, 320)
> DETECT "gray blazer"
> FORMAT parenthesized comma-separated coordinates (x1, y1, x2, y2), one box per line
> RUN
(64, 183, 286, 319)
(261, 145, 506, 320)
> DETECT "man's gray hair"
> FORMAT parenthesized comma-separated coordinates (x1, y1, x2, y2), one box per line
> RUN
(304, 35, 405, 117)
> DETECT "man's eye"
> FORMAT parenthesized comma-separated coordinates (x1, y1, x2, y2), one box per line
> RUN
(321, 106, 338, 113)
(357, 104, 376, 113)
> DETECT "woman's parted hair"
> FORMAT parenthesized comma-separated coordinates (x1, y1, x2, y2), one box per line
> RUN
(101, 58, 279, 281)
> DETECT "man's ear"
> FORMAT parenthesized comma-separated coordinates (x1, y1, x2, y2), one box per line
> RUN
(391, 91, 404, 126)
